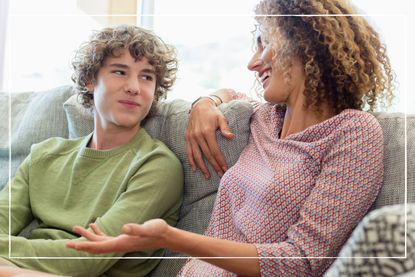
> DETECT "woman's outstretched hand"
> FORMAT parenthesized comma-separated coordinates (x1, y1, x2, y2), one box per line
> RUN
(66, 219, 169, 254)
(186, 91, 235, 179)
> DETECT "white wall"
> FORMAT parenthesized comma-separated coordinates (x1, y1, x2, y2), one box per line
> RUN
(0, 0, 9, 91)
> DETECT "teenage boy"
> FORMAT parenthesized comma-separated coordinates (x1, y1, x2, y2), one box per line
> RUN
(0, 25, 183, 277)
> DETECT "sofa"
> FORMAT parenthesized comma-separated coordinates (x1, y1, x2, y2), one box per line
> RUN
(0, 85, 414, 276)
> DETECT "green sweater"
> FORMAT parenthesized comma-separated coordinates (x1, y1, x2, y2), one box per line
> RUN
(0, 128, 183, 277)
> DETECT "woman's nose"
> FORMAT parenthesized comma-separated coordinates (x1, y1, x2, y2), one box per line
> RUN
(247, 52, 264, 72)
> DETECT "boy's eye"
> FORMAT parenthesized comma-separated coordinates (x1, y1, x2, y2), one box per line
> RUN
(141, 75, 154, 81)
(112, 70, 125, 75)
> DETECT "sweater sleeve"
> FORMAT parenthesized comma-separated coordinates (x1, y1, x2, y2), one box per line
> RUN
(1, 149, 184, 277)
(0, 155, 34, 235)
(255, 114, 384, 276)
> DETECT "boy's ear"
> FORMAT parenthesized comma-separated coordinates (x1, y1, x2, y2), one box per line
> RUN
(86, 82, 94, 92)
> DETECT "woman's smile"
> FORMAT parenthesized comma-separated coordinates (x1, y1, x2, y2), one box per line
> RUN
(260, 69, 272, 89)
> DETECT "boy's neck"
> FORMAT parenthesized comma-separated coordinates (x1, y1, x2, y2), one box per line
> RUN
(88, 124, 141, 150)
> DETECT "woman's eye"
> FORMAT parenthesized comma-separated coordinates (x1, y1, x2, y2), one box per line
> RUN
(261, 37, 270, 47)
(256, 42, 264, 51)
(255, 41, 264, 53)
(255, 36, 269, 52)
(256, 36, 262, 48)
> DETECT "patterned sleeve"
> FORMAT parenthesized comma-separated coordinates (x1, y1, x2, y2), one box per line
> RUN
(232, 92, 262, 111)
(255, 113, 384, 276)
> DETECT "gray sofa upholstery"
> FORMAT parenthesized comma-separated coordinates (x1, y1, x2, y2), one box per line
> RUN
(0, 85, 414, 276)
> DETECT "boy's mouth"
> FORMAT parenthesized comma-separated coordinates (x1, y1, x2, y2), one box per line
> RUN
(119, 100, 140, 108)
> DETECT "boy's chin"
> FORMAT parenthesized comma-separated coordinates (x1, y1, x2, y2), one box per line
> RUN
(115, 115, 145, 128)
(118, 122, 142, 129)
(110, 119, 142, 130)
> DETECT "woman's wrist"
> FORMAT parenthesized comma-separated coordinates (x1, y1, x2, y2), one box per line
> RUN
(192, 95, 222, 108)
(189, 96, 218, 113)
(189, 88, 237, 113)
(162, 225, 201, 255)
(208, 94, 223, 105)
(161, 225, 183, 252)
(212, 88, 237, 103)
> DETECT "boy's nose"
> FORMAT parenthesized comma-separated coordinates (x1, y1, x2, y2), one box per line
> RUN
(125, 78, 140, 95)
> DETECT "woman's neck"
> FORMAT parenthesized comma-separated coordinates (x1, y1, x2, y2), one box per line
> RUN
(280, 100, 334, 140)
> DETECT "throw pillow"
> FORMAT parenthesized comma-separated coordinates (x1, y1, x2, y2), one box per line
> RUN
(324, 204, 415, 277)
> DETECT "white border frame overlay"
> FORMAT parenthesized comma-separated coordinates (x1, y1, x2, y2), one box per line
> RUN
(7, 13, 408, 261)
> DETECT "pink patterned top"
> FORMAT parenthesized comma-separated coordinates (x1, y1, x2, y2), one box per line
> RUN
(179, 103, 383, 276)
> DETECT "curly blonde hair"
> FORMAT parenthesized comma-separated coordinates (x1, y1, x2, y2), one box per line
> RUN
(255, 0, 395, 114)
(71, 25, 177, 115)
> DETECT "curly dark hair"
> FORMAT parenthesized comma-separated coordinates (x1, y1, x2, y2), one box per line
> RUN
(71, 25, 178, 116)
(255, 0, 395, 114)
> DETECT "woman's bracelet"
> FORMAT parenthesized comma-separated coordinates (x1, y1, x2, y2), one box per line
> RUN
(209, 94, 223, 105)
(189, 95, 223, 113)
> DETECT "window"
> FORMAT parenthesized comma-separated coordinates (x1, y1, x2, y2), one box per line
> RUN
(5, 0, 136, 93)
(144, 0, 259, 102)
(149, 0, 409, 112)
(3, 0, 411, 113)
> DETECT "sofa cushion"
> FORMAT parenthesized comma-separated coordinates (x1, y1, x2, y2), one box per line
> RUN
(0, 91, 35, 190)
(0, 86, 74, 190)
(373, 113, 415, 208)
(324, 203, 415, 277)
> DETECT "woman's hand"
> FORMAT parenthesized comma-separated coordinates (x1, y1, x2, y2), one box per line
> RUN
(66, 219, 169, 254)
(186, 92, 235, 179)
(0, 267, 64, 277)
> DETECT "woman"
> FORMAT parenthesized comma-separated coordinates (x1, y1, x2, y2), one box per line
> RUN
(67, 0, 394, 276)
